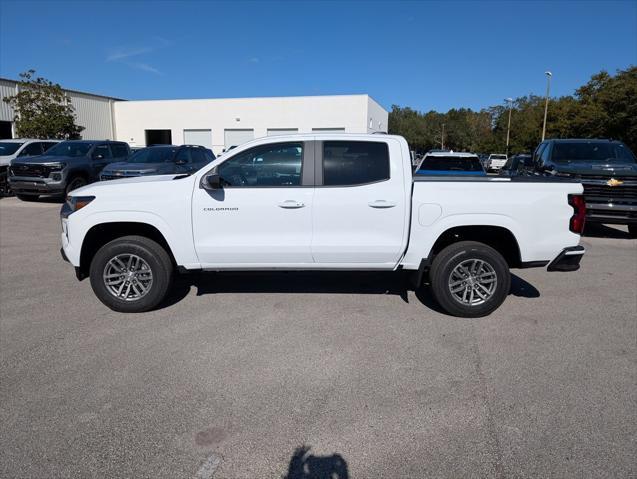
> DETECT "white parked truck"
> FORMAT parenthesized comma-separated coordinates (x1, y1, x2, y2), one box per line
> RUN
(487, 153, 508, 172)
(60, 134, 586, 317)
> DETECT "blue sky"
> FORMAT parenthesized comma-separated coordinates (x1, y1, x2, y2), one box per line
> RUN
(1, 0, 635, 112)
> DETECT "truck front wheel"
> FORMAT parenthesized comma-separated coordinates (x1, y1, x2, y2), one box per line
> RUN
(429, 241, 511, 318)
(89, 235, 173, 313)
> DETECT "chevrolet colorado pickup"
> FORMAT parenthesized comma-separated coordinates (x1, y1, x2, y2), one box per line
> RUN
(60, 134, 586, 317)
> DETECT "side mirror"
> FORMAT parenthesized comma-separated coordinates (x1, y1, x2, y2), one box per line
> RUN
(203, 173, 222, 190)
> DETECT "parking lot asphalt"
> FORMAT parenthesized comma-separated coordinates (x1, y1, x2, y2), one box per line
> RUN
(1, 196, 635, 479)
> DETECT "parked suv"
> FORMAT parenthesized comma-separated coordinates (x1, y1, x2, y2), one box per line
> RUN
(529, 139, 637, 237)
(9, 140, 130, 201)
(0, 139, 59, 195)
(100, 144, 215, 180)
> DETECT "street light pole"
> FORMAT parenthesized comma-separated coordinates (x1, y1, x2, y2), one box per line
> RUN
(541, 71, 552, 141)
(505, 98, 513, 155)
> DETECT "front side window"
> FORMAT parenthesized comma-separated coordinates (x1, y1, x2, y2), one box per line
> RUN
(217, 142, 303, 187)
(175, 148, 191, 163)
(323, 141, 389, 186)
(191, 148, 206, 163)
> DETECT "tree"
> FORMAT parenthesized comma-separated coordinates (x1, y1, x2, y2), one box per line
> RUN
(3, 70, 84, 139)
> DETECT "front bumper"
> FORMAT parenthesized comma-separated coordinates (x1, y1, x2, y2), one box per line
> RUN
(9, 176, 65, 195)
(585, 202, 637, 225)
(547, 245, 585, 272)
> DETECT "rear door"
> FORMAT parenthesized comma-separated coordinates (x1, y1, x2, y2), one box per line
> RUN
(311, 139, 408, 267)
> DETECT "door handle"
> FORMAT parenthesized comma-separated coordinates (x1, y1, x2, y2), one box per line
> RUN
(278, 200, 305, 209)
(368, 200, 396, 208)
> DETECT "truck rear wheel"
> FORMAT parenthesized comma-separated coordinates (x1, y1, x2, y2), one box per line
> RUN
(429, 241, 510, 318)
(89, 235, 173, 313)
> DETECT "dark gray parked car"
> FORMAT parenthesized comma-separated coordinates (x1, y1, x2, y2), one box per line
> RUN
(100, 145, 215, 180)
(9, 140, 130, 201)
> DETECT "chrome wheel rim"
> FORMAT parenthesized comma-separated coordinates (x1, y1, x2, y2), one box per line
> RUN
(448, 259, 497, 306)
(103, 254, 153, 301)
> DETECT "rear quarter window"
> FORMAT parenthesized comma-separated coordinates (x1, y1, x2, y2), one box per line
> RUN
(323, 141, 390, 186)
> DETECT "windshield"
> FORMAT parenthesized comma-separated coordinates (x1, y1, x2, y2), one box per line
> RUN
(127, 147, 178, 163)
(490, 155, 507, 160)
(0, 142, 23, 156)
(552, 142, 636, 163)
(46, 142, 92, 157)
(419, 156, 484, 172)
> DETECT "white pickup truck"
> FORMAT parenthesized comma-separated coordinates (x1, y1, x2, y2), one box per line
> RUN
(60, 134, 586, 317)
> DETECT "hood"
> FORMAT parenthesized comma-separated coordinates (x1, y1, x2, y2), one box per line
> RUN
(550, 161, 637, 178)
(72, 173, 190, 196)
(12, 154, 78, 165)
(102, 161, 174, 176)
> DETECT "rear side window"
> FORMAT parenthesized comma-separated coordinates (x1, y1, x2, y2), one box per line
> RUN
(110, 143, 129, 158)
(323, 141, 389, 186)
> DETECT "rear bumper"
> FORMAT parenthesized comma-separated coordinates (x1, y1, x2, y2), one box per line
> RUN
(585, 203, 637, 225)
(547, 245, 585, 272)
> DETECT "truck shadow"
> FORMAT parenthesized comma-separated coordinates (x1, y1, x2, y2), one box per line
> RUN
(160, 270, 539, 314)
(582, 223, 632, 239)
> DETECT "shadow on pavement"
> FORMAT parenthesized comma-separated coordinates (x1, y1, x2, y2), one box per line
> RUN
(160, 270, 540, 313)
(582, 223, 631, 239)
(283, 445, 349, 479)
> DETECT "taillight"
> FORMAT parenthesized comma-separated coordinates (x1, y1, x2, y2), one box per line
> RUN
(568, 194, 586, 234)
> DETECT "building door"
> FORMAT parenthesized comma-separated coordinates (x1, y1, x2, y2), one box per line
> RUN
(224, 129, 254, 150)
(184, 129, 212, 149)
(145, 129, 172, 145)
(0, 121, 12, 139)
(267, 128, 298, 136)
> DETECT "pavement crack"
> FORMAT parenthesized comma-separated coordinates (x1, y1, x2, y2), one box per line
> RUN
(471, 323, 505, 479)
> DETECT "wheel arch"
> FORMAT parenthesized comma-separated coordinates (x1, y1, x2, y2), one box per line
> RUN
(78, 222, 177, 279)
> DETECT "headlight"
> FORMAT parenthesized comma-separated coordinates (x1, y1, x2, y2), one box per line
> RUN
(61, 195, 95, 218)
(48, 162, 67, 171)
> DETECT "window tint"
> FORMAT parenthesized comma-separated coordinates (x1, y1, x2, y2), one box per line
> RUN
(175, 148, 191, 163)
(21, 142, 43, 156)
(42, 142, 57, 152)
(110, 143, 129, 158)
(539, 143, 551, 164)
(323, 141, 389, 186)
(419, 155, 483, 172)
(534, 143, 546, 164)
(47, 142, 92, 157)
(552, 142, 636, 162)
(92, 144, 111, 159)
(191, 148, 206, 163)
(217, 142, 303, 187)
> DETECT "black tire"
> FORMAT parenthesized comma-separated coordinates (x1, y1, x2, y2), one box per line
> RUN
(65, 176, 87, 195)
(628, 224, 637, 238)
(16, 194, 39, 201)
(429, 241, 511, 318)
(89, 235, 173, 313)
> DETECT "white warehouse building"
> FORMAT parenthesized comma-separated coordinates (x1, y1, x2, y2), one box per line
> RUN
(0, 77, 388, 155)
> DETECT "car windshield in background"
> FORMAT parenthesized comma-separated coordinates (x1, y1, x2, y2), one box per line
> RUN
(552, 142, 636, 163)
(128, 147, 178, 163)
(46, 142, 92, 157)
(0, 142, 23, 156)
(420, 156, 484, 172)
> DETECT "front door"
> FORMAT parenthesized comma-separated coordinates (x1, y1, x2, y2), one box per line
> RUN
(192, 141, 314, 267)
(311, 139, 408, 267)
(90, 144, 112, 180)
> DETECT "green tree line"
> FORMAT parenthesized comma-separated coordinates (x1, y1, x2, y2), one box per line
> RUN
(388, 65, 636, 155)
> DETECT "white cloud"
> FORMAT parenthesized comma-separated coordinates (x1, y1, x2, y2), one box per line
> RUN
(128, 62, 162, 75)
(249, 57, 260, 63)
(106, 46, 153, 62)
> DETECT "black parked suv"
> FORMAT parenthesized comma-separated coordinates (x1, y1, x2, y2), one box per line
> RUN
(9, 140, 130, 201)
(529, 139, 637, 236)
(99, 144, 215, 180)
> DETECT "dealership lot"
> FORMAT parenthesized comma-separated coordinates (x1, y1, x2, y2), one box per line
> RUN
(0, 196, 635, 478)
